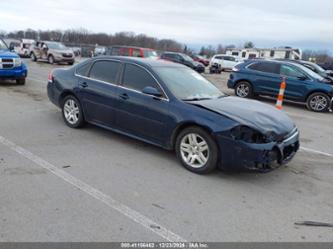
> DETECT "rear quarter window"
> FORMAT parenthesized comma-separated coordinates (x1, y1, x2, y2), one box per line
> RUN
(76, 62, 92, 77)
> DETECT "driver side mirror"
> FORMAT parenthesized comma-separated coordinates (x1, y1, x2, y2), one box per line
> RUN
(142, 86, 162, 98)
(9, 44, 15, 51)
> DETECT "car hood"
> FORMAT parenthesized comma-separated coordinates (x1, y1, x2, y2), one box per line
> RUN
(0, 49, 19, 58)
(193, 96, 295, 136)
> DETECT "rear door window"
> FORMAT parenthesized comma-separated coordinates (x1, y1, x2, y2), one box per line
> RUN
(122, 64, 163, 95)
(89, 60, 121, 84)
(248, 62, 280, 74)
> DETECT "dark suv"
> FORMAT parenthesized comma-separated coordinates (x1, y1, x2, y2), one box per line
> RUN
(160, 52, 205, 73)
(228, 60, 333, 112)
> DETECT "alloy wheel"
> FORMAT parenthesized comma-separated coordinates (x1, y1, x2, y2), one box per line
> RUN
(309, 95, 328, 112)
(63, 99, 80, 125)
(236, 83, 250, 97)
(180, 133, 209, 168)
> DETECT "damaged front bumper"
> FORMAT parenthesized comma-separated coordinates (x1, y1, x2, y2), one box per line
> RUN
(216, 128, 300, 172)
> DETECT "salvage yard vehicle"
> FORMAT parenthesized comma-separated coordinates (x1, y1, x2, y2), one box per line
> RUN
(47, 56, 299, 174)
(210, 54, 240, 71)
(278, 59, 333, 82)
(191, 54, 210, 67)
(228, 60, 333, 112)
(0, 38, 27, 85)
(107, 46, 158, 58)
(12, 39, 35, 58)
(30, 41, 75, 65)
(161, 52, 205, 73)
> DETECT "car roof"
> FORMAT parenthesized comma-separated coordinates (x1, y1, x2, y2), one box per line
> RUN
(92, 56, 186, 68)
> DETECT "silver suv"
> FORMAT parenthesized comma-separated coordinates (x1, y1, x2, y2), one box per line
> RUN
(30, 41, 75, 65)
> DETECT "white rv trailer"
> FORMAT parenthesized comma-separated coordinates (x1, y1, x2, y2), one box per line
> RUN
(226, 47, 302, 60)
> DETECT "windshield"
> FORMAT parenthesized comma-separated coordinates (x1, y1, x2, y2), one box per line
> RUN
(293, 63, 325, 81)
(303, 62, 326, 73)
(181, 54, 194, 62)
(0, 39, 8, 50)
(143, 50, 158, 58)
(46, 42, 67, 50)
(155, 67, 224, 100)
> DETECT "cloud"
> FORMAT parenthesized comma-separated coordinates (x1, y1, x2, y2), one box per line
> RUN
(1, 0, 332, 50)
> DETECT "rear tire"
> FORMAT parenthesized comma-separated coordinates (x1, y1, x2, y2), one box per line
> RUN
(175, 126, 218, 174)
(306, 92, 330, 112)
(61, 95, 85, 128)
(235, 81, 253, 98)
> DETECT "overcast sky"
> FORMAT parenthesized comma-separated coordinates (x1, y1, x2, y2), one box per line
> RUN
(1, 0, 333, 51)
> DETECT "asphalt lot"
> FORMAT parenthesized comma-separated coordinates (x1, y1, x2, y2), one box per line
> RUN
(0, 58, 332, 242)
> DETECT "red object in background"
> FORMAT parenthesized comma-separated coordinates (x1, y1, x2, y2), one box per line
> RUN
(192, 55, 209, 66)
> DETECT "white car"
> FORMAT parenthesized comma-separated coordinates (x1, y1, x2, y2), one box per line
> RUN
(210, 54, 241, 71)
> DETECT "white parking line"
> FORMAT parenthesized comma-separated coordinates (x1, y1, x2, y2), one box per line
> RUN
(0, 135, 186, 242)
(300, 146, 333, 158)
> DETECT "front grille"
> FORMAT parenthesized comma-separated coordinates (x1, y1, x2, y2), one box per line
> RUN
(2, 58, 13, 63)
(62, 53, 73, 58)
(2, 64, 13, 69)
(0, 58, 14, 69)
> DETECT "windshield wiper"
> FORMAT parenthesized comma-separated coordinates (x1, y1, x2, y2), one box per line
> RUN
(182, 97, 212, 101)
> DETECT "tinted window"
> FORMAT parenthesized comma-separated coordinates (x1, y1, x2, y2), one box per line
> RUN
(76, 62, 92, 77)
(280, 64, 304, 78)
(89, 60, 121, 83)
(248, 62, 279, 74)
(123, 64, 160, 93)
(163, 53, 175, 59)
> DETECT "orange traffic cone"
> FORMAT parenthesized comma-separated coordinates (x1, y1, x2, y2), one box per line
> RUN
(276, 78, 286, 110)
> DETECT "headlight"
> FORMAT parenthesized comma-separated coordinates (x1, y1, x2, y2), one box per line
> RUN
(14, 58, 22, 67)
(231, 126, 268, 143)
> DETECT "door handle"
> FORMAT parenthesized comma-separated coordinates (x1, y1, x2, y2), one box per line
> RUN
(80, 82, 88, 88)
(119, 93, 129, 100)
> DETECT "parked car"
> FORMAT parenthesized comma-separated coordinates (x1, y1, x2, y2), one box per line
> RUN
(210, 54, 241, 71)
(319, 62, 333, 71)
(30, 41, 75, 65)
(191, 54, 209, 66)
(94, 46, 106, 56)
(0, 38, 27, 85)
(228, 60, 333, 112)
(160, 52, 205, 73)
(274, 60, 333, 82)
(106, 46, 158, 58)
(11, 39, 35, 58)
(47, 56, 299, 174)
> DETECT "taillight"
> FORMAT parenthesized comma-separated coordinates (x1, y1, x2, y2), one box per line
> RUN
(48, 70, 54, 83)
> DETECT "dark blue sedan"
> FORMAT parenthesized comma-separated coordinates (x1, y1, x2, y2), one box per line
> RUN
(47, 56, 299, 174)
(228, 59, 333, 112)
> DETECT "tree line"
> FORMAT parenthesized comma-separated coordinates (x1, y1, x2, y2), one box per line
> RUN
(0, 28, 184, 52)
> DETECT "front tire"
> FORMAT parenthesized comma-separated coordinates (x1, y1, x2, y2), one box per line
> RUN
(62, 95, 85, 128)
(306, 92, 330, 112)
(235, 81, 253, 98)
(175, 127, 218, 174)
(31, 53, 37, 62)
(48, 55, 55, 64)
